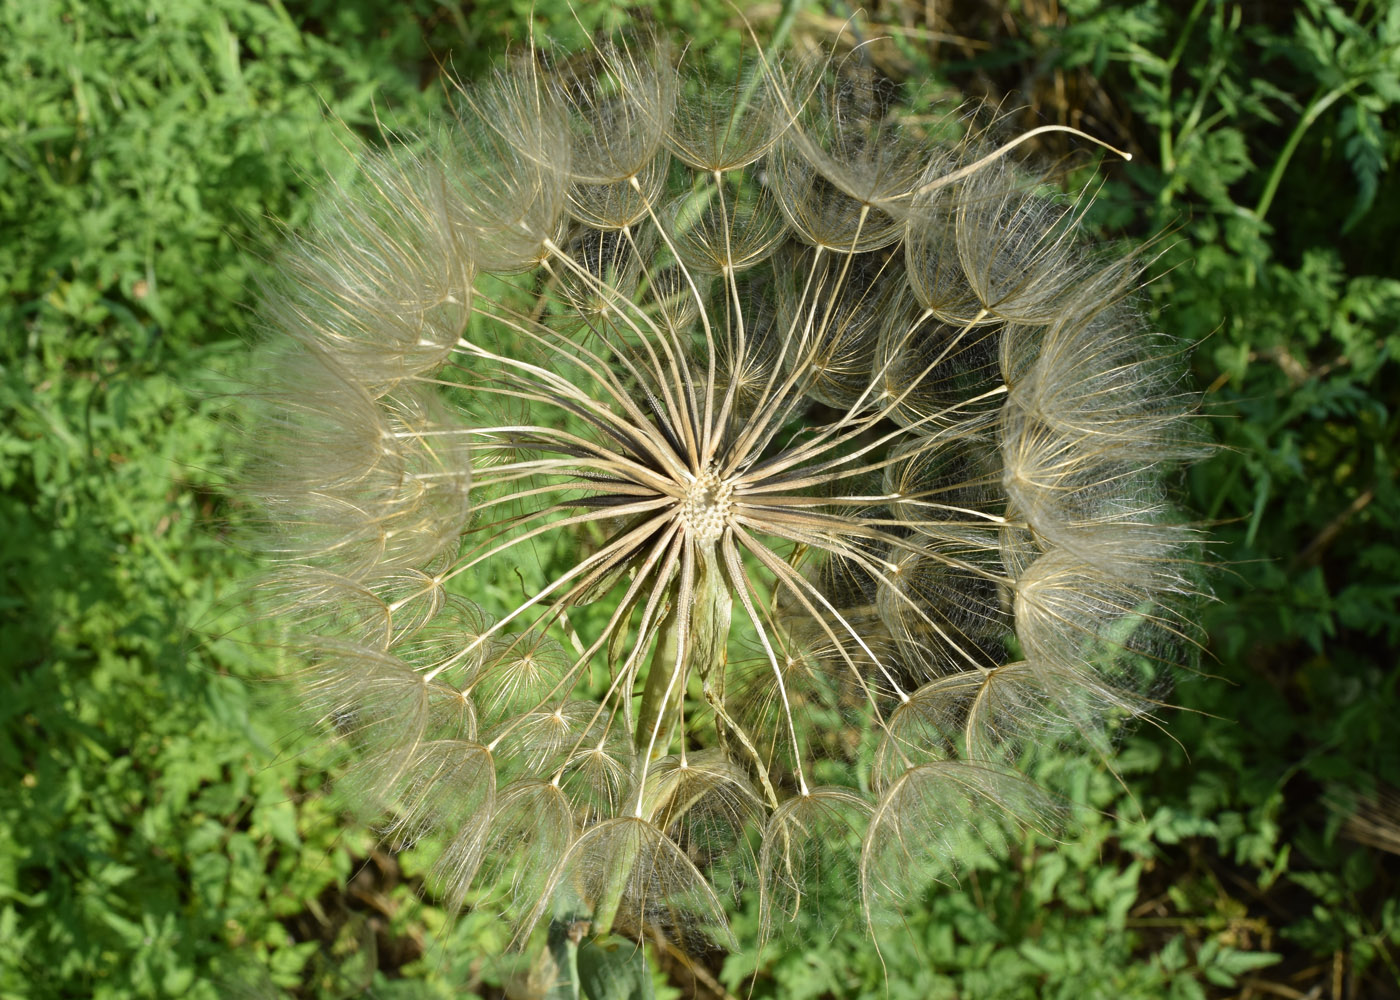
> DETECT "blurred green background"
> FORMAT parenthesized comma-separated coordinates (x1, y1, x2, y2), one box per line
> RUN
(2, 0, 1397, 997)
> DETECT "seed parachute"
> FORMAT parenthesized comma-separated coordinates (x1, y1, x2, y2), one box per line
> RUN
(241, 28, 1202, 950)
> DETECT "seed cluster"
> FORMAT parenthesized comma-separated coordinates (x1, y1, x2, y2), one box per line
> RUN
(245, 30, 1201, 949)
(678, 468, 735, 542)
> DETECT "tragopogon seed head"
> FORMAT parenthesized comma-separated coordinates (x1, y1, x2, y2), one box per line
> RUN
(241, 26, 1203, 952)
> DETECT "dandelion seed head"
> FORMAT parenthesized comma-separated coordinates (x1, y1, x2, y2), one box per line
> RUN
(239, 24, 1205, 953)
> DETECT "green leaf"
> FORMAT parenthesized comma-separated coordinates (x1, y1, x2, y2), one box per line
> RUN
(578, 936, 656, 1000)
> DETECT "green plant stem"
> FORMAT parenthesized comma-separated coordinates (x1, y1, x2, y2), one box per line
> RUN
(591, 825, 636, 938)
(690, 545, 733, 711)
(1254, 79, 1366, 223)
(632, 543, 732, 761)
(604, 545, 732, 935)
(1159, 0, 1213, 173)
(769, 0, 805, 54)
(635, 601, 684, 762)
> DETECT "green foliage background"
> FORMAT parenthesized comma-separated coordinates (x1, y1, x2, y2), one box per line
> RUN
(2, 0, 1396, 997)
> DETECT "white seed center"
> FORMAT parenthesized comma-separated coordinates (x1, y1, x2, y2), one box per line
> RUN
(679, 469, 735, 542)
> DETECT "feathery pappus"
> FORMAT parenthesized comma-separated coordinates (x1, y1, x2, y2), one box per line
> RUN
(241, 26, 1203, 951)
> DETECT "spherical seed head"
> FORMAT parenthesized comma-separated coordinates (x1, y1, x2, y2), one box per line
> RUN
(243, 26, 1203, 953)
